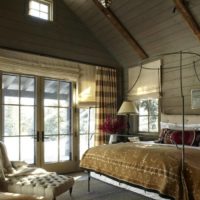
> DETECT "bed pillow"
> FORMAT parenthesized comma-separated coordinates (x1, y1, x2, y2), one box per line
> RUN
(11, 161, 28, 170)
(154, 128, 170, 143)
(193, 130, 200, 146)
(163, 129, 174, 144)
(170, 130, 196, 145)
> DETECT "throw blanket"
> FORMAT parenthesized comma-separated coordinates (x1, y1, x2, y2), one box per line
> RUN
(80, 142, 200, 200)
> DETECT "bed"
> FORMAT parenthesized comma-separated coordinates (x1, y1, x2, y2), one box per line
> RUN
(80, 142, 200, 200)
(80, 115, 200, 200)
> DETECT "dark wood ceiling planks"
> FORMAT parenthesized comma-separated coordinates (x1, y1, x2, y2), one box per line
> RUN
(63, 0, 200, 68)
(92, 0, 148, 60)
(173, 0, 200, 41)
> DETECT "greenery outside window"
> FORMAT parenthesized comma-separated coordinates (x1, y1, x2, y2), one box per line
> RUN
(28, 0, 53, 21)
(138, 99, 159, 133)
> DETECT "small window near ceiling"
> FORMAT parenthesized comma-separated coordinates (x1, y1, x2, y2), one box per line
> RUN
(139, 99, 159, 133)
(28, 0, 53, 21)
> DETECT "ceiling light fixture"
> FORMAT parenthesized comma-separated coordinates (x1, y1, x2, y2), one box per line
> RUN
(98, 0, 112, 8)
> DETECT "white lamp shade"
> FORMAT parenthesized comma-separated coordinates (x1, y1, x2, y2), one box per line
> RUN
(118, 101, 138, 115)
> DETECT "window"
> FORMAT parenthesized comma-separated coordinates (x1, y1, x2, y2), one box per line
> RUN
(1, 73, 73, 166)
(43, 79, 72, 162)
(138, 99, 159, 133)
(28, 0, 53, 21)
(79, 107, 95, 159)
(1, 74, 36, 163)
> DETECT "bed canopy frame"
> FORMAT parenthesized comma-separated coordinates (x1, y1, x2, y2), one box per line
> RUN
(128, 50, 200, 198)
(84, 51, 200, 200)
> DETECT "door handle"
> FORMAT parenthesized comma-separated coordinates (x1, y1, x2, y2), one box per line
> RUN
(41, 131, 44, 142)
(37, 131, 40, 142)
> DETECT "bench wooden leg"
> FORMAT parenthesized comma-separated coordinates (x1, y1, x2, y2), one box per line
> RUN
(69, 187, 73, 196)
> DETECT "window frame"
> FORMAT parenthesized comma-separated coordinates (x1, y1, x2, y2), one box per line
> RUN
(43, 78, 73, 163)
(79, 106, 96, 159)
(0, 72, 74, 165)
(28, 0, 53, 21)
(138, 99, 159, 134)
(1, 73, 37, 163)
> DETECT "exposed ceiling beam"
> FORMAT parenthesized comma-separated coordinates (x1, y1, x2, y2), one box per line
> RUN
(93, 0, 148, 60)
(174, 0, 200, 41)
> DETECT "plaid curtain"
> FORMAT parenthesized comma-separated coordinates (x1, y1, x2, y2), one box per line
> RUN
(95, 66, 117, 146)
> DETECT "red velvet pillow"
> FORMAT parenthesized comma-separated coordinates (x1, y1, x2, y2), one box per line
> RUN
(170, 130, 196, 145)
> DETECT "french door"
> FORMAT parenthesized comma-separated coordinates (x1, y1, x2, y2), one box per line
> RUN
(1, 73, 76, 173)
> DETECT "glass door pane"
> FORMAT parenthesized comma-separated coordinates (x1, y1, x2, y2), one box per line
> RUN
(43, 79, 72, 163)
(2, 74, 36, 164)
(79, 107, 95, 159)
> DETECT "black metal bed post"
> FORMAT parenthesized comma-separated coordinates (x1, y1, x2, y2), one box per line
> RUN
(88, 171, 91, 192)
(88, 107, 91, 150)
(179, 51, 185, 175)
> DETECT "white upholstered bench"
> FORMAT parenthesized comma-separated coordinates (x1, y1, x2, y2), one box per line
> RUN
(1, 173, 74, 200)
(0, 141, 74, 200)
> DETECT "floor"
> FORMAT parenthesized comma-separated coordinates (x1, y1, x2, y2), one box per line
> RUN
(59, 172, 164, 200)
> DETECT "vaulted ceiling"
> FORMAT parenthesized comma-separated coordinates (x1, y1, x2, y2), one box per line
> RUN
(63, 0, 200, 68)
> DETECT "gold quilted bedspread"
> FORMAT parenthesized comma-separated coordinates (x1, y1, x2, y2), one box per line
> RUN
(80, 142, 200, 200)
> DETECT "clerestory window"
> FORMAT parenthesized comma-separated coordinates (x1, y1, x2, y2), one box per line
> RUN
(28, 0, 53, 21)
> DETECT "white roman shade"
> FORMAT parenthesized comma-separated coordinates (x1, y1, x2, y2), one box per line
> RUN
(128, 60, 161, 100)
(0, 48, 80, 81)
(78, 64, 96, 105)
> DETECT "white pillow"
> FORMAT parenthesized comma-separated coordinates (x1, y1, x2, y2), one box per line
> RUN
(160, 122, 200, 130)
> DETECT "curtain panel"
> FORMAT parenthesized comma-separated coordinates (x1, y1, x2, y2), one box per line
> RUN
(95, 66, 117, 146)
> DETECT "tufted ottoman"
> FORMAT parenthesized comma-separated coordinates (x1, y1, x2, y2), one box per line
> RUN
(1, 173, 74, 200)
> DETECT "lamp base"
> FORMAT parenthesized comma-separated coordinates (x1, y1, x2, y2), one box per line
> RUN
(109, 134, 118, 144)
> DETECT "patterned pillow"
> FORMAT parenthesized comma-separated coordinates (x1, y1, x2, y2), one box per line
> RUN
(170, 130, 196, 145)
(163, 129, 174, 144)
(155, 128, 170, 143)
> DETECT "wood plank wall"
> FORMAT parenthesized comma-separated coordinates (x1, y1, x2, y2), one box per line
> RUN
(124, 48, 200, 115)
(0, 0, 118, 67)
(161, 51, 200, 114)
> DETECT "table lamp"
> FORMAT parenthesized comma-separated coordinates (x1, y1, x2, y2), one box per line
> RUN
(118, 101, 138, 134)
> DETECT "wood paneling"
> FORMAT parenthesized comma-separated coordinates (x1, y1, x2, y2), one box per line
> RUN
(161, 51, 200, 114)
(1, 0, 200, 114)
(64, 0, 200, 68)
(92, 0, 148, 60)
(174, 0, 200, 42)
(0, 0, 119, 67)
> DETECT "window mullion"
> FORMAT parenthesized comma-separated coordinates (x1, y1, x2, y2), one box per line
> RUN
(57, 81, 60, 162)
(19, 75, 21, 160)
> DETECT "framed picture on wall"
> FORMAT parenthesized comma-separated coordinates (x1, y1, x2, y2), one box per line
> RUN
(191, 89, 200, 109)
